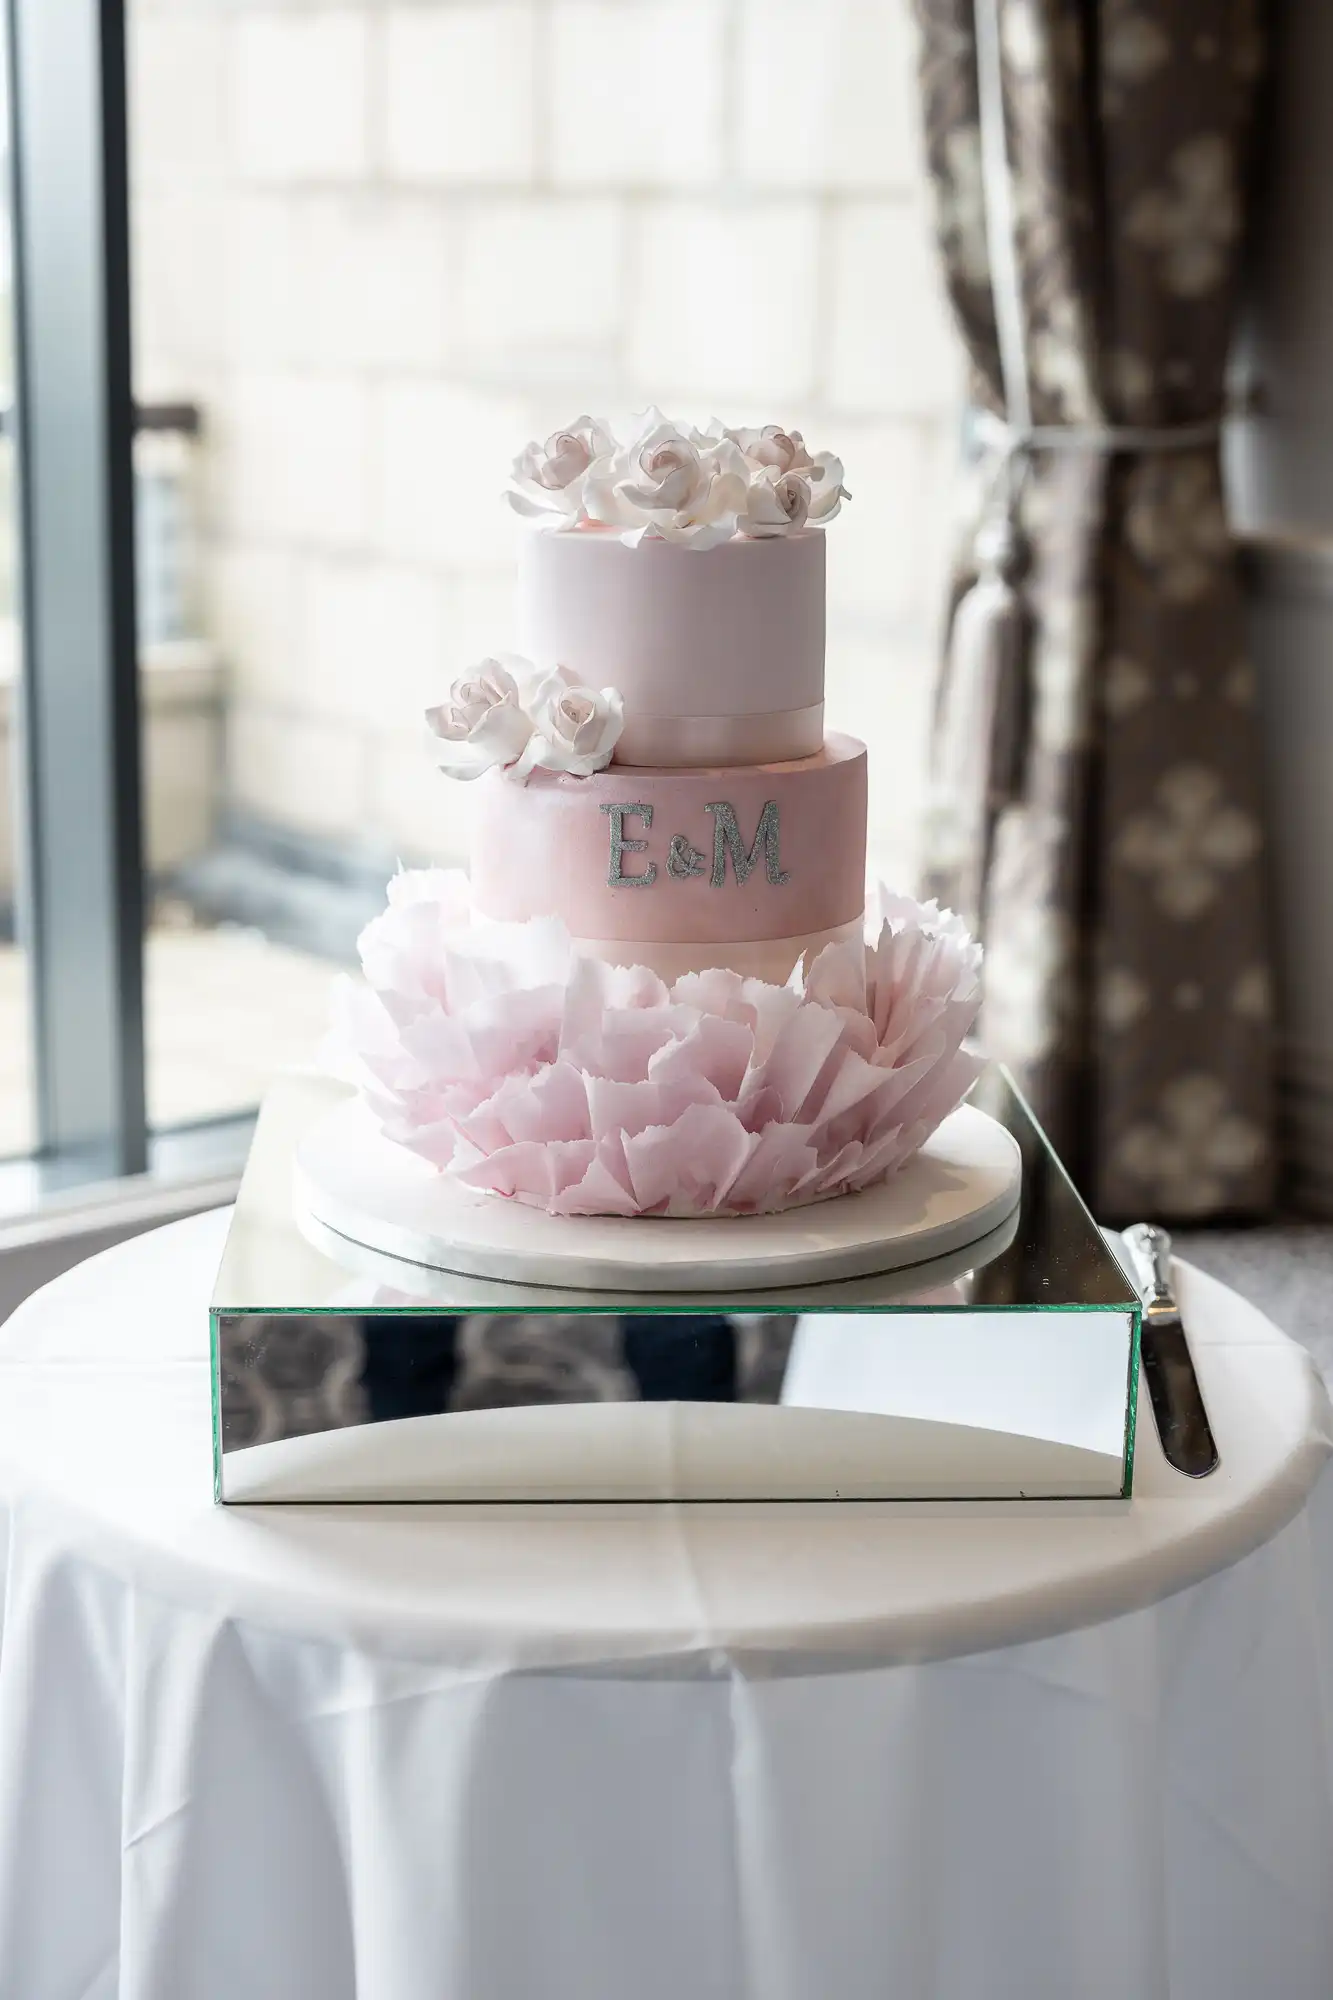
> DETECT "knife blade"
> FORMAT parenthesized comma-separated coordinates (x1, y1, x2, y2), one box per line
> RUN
(1121, 1222, 1220, 1478)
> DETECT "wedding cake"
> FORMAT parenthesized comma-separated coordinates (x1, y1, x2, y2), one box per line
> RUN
(333, 413, 984, 1223)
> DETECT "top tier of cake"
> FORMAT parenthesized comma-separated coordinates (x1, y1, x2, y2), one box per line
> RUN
(517, 527, 826, 768)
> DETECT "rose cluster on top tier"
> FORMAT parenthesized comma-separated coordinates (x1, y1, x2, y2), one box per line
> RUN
(506, 410, 849, 551)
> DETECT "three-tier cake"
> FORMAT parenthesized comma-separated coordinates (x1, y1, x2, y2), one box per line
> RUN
(332, 413, 984, 1222)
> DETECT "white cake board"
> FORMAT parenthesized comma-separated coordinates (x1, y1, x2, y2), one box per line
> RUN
(293, 1096, 1023, 1295)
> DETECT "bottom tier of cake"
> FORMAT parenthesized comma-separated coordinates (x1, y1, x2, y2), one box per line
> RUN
(332, 873, 985, 1219)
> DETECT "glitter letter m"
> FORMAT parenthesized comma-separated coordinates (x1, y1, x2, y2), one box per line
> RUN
(704, 801, 790, 888)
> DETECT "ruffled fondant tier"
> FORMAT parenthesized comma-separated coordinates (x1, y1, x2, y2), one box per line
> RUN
(331, 871, 984, 1220)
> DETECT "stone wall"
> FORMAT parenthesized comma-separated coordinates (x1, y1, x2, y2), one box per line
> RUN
(130, 0, 962, 879)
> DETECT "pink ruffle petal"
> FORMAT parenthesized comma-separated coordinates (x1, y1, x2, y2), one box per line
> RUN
(723, 1121, 823, 1213)
(647, 1012, 753, 1101)
(621, 1101, 755, 1216)
(555, 1143, 643, 1217)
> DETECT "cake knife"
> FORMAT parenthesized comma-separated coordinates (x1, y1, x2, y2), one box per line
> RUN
(1121, 1222, 1220, 1479)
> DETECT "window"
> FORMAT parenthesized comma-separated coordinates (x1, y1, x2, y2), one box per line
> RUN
(2, 0, 964, 1202)
(0, 24, 29, 1163)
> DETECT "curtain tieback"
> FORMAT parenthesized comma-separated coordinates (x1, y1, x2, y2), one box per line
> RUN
(939, 409, 1227, 840)
(972, 410, 1225, 459)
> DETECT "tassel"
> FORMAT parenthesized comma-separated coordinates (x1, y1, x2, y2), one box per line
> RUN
(928, 499, 1031, 925)
(974, 509, 1031, 811)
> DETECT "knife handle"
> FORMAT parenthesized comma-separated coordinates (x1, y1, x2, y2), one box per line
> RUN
(1121, 1221, 1176, 1312)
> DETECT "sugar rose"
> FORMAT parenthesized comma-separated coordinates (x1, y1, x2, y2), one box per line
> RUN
(743, 470, 813, 538)
(806, 450, 848, 522)
(425, 659, 534, 780)
(507, 416, 614, 523)
(728, 424, 816, 476)
(583, 409, 750, 550)
(514, 666, 625, 778)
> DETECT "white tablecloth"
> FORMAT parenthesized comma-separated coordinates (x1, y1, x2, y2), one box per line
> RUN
(1, 1212, 1332, 2000)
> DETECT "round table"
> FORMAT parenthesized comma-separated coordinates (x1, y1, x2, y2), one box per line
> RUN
(1, 1211, 1331, 2000)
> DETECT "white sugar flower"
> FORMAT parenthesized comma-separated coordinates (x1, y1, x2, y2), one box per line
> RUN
(506, 416, 615, 524)
(705, 420, 848, 527)
(742, 468, 813, 537)
(714, 422, 816, 476)
(507, 411, 849, 545)
(514, 665, 624, 779)
(425, 658, 535, 781)
(806, 450, 848, 523)
(583, 409, 750, 550)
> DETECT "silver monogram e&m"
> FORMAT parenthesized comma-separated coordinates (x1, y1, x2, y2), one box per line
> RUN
(601, 801, 790, 889)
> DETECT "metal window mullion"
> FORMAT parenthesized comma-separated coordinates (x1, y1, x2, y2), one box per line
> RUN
(5, 0, 146, 1177)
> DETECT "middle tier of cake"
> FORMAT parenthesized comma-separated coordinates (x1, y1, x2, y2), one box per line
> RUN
(470, 731, 868, 983)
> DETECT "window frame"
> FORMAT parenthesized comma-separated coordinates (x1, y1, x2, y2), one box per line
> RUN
(5, 0, 147, 1183)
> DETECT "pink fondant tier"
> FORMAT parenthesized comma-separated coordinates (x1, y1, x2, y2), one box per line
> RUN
(517, 526, 826, 767)
(470, 732, 868, 980)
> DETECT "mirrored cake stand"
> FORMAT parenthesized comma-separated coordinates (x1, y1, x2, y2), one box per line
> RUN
(210, 1067, 1141, 1506)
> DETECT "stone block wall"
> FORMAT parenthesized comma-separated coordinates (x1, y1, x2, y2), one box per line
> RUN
(130, 0, 963, 878)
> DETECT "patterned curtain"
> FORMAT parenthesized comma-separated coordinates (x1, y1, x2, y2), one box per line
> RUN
(914, 0, 1275, 1220)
